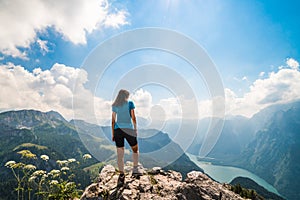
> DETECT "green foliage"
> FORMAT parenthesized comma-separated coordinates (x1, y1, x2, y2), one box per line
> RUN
(230, 183, 264, 200)
(4, 150, 92, 200)
(17, 150, 37, 159)
(83, 162, 105, 182)
(230, 177, 285, 200)
(14, 143, 48, 151)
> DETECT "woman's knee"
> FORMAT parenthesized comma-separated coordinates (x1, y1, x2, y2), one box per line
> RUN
(117, 147, 125, 155)
(131, 144, 138, 153)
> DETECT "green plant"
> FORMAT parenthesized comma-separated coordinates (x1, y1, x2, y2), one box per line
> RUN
(5, 150, 37, 200)
(5, 150, 93, 200)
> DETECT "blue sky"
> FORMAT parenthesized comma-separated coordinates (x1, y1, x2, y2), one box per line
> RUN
(0, 0, 300, 122)
(2, 0, 299, 86)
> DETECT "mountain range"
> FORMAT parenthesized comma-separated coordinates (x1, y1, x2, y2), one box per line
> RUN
(187, 101, 300, 200)
(0, 109, 200, 199)
(1, 100, 299, 199)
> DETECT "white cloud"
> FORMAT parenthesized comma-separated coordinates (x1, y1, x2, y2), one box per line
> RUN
(278, 65, 285, 70)
(157, 97, 181, 120)
(0, 65, 197, 124)
(224, 60, 300, 117)
(104, 10, 129, 28)
(259, 71, 265, 77)
(131, 89, 152, 117)
(233, 76, 248, 82)
(130, 90, 199, 121)
(242, 76, 248, 81)
(0, 63, 111, 123)
(129, 62, 300, 120)
(286, 58, 299, 70)
(37, 39, 49, 55)
(0, 0, 129, 59)
(1, 58, 300, 123)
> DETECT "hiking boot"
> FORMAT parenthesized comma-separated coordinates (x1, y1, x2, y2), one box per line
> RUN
(117, 173, 125, 187)
(132, 166, 144, 176)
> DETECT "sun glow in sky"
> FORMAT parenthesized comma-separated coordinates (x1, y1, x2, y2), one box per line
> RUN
(0, 0, 300, 124)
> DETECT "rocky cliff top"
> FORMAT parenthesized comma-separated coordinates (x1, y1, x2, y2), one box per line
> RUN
(81, 162, 245, 200)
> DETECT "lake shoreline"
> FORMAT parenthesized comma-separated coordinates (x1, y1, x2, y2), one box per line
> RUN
(187, 153, 281, 196)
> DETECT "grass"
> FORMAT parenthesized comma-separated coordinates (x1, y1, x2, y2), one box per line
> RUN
(13, 143, 48, 151)
(84, 162, 106, 180)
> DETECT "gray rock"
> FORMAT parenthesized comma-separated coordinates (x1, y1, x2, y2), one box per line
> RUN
(81, 163, 246, 200)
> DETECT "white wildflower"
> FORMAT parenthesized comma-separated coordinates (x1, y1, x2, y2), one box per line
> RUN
(49, 169, 60, 175)
(68, 158, 76, 163)
(5, 161, 16, 168)
(61, 167, 70, 171)
(32, 170, 46, 176)
(41, 174, 48, 181)
(28, 176, 36, 182)
(56, 160, 68, 166)
(12, 162, 25, 169)
(50, 180, 59, 185)
(40, 155, 49, 161)
(24, 164, 36, 171)
(83, 154, 92, 160)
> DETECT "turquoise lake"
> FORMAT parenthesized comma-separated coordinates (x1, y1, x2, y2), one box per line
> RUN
(187, 153, 281, 196)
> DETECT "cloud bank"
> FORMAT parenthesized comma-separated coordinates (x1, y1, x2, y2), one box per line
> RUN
(0, 0, 129, 59)
(0, 63, 110, 123)
(225, 58, 300, 117)
(1, 59, 300, 124)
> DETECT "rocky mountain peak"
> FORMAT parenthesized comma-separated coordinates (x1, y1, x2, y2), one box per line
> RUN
(0, 109, 66, 128)
(81, 162, 245, 200)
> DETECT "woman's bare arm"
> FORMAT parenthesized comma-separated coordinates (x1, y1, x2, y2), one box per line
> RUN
(130, 109, 137, 132)
(111, 112, 116, 141)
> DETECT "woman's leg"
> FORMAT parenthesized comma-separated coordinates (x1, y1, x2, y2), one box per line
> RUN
(114, 129, 125, 174)
(117, 147, 125, 173)
(131, 144, 139, 167)
(123, 129, 140, 173)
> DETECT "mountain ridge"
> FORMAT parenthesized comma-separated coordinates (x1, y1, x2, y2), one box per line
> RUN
(236, 102, 300, 200)
(0, 109, 67, 129)
(0, 109, 201, 199)
(1, 102, 299, 199)
(188, 100, 300, 200)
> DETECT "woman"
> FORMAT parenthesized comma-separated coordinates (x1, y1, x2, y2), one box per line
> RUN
(111, 89, 142, 185)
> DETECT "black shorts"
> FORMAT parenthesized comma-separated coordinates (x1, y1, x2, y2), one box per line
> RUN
(114, 128, 137, 148)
